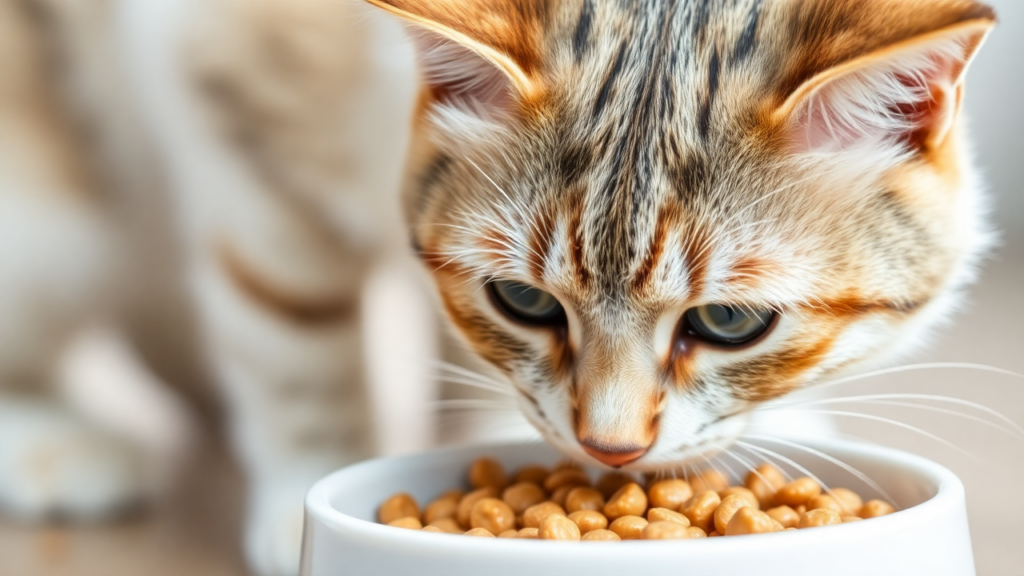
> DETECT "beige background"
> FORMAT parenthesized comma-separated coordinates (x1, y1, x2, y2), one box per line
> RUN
(1, 0, 1021, 574)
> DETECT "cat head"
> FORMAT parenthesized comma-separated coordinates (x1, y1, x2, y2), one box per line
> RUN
(367, 0, 995, 470)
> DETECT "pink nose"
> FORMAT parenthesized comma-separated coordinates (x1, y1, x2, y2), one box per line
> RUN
(580, 440, 649, 468)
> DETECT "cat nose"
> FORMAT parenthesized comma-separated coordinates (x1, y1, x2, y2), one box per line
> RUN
(579, 439, 650, 468)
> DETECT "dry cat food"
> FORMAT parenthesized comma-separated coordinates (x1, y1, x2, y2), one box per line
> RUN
(376, 458, 896, 540)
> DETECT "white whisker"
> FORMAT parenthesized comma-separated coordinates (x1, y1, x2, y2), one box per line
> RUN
(742, 434, 896, 506)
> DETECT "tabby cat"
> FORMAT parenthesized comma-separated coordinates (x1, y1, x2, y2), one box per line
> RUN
(0, 0, 995, 574)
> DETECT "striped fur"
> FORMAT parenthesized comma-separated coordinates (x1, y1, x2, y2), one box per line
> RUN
(379, 0, 997, 469)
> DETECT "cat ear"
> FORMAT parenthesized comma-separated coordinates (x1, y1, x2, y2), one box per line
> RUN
(775, 15, 995, 155)
(365, 0, 544, 120)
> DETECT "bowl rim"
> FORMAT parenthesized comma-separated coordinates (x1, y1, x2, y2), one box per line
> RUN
(305, 438, 964, 548)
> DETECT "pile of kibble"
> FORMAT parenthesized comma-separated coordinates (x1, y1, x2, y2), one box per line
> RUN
(377, 458, 895, 541)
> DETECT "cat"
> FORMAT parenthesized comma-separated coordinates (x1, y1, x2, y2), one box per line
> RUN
(0, 0, 996, 575)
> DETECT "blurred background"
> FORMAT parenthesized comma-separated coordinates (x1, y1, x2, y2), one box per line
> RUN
(0, 0, 1021, 575)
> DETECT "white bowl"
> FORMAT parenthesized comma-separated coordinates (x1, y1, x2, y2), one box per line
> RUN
(301, 440, 974, 576)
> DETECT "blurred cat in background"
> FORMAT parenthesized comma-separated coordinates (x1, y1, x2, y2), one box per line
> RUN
(0, 0, 995, 575)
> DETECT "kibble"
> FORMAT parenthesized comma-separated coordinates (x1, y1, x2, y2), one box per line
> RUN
(539, 515, 581, 541)
(378, 493, 420, 525)
(681, 490, 721, 533)
(568, 510, 608, 534)
(378, 457, 895, 543)
(725, 507, 776, 536)
(522, 501, 566, 529)
(647, 479, 694, 511)
(775, 477, 822, 507)
(502, 482, 547, 515)
(457, 487, 499, 527)
(642, 521, 690, 540)
(387, 516, 423, 530)
(608, 515, 648, 540)
(565, 487, 606, 513)
(800, 508, 843, 528)
(859, 499, 896, 519)
(469, 458, 509, 490)
(581, 529, 621, 541)
(603, 483, 648, 520)
(745, 464, 787, 508)
(647, 507, 690, 526)
(470, 498, 516, 534)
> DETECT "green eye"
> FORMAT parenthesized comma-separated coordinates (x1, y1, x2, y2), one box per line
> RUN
(490, 280, 565, 325)
(685, 305, 775, 345)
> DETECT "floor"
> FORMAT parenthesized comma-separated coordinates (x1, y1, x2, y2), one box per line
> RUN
(0, 247, 1020, 576)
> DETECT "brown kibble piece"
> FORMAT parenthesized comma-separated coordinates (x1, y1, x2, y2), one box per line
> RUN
(795, 505, 807, 516)
(719, 486, 761, 510)
(647, 507, 690, 526)
(681, 490, 721, 533)
(514, 465, 550, 485)
(770, 519, 785, 532)
(551, 485, 575, 508)
(775, 477, 822, 507)
(725, 507, 775, 536)
(842, 516, 864, 523)
(423, 497, 459, 525)
(714, 494, 752, 534)
(498, 530, 518, 538)
(708, 530, 721, 537)
(800, 508, 843, 528)
(379, 493, 420, 525)
(544, 468, 591, 492)
(596, 472, 635, 499)
(421, 525, 445, 533)
(690, 469, 730, 493)
(603, 483, 648, 520)
(566, 487, 606, 513)
(427, 518, 464, 534)
(457, 487, 499, 527)
(608, 515, 648, 540)
(568, 510, 609, 534)
(502, 482, 547, 515)
(522, 502, 567, 529)
(470, 498, 516, 535)
(582, 529, 621, 541)
(807, 495, 845, 514)
(642, 521, 691, 540)
(744, 464, 786, 508)
(765, 505, 800, 529)
(387, 517, 423, 530)
(685, 527, 708, 538)
(647, 479, 694, 511)
(464, 528, 495, 537)
(469, 458, 509, 491)
(517, 527, 540, 539)
(539, 515, 581, 541)
(859, 500, 896, 519)
(831, 488, 864, 515)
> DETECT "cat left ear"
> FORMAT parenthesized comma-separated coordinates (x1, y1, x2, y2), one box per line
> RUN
(365, 0, 544, 120)
(775, 17, 995, 155)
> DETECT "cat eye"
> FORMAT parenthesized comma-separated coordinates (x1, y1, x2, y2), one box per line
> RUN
(489, 280, 566, 326)
(684, 305, 775, 346)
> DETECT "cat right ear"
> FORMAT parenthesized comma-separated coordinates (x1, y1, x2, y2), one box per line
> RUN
(772, 5, 995, 156)
(365, 0, 545, 121)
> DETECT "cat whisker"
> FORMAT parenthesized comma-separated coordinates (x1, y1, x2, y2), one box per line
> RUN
(741, 434, 896, 506)
(764, 395, 1024, 441)
(733, 442, 795, 482)
(805, 362, 1022, 394)
(718, 446, 774, 489)
(433, 377, 517, 397)
(430, 399, 519, 412)
(733, 441, 849, 506)
(762, 408, 978, 460)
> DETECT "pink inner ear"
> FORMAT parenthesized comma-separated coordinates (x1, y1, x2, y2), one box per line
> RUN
(412, 31, 517, 119)
(787, 39, 972, 155)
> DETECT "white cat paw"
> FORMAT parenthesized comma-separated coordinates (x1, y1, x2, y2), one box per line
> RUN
(0, 400, 148, 522)
(246, 488, 308, 576)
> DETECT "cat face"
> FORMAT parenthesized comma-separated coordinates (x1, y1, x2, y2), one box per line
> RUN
(369, 0, 995, 470)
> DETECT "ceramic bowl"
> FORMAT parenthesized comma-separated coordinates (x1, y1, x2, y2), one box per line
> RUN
(301, 439, 973, 576)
